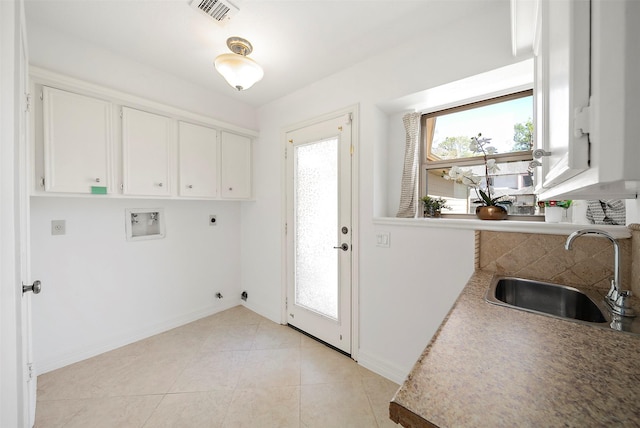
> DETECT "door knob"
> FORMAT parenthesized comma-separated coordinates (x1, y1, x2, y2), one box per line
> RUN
(22, 280, 42, 294)
(333, 243, 349, 251)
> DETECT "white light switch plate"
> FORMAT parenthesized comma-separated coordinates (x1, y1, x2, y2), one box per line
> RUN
(376, 232, 390, 248)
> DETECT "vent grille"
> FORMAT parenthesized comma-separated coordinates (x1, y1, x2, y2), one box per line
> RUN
(190, 0, 239, 24)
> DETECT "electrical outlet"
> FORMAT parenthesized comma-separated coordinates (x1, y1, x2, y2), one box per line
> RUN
(376, 232, 390, 248)
(209, 215, 217, 226)
(51, 220, 66, 235)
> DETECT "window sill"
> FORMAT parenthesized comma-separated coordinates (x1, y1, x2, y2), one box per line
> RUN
(373, 216, 632, 239)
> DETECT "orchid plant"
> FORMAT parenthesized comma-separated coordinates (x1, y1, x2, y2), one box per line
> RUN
(444, 133, 512, 208)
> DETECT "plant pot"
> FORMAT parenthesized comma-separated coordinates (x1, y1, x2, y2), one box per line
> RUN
(424, 207, 441, 218)
(476, 205, 508, 220)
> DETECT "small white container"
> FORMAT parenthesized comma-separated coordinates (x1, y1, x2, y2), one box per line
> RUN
(545, 206, 564, 223)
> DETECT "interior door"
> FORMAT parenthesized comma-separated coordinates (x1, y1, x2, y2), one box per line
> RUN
(285, 114, 352, 354)
(19, 14, 37, 427)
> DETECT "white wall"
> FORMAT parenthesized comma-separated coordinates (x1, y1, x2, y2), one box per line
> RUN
(243, 2, 519, 382)
(26, 24, 260, 373)
(31, 197, 242, 372)
(27, 21, 258, 132)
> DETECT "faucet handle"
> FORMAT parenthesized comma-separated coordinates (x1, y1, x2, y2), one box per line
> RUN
(613, 290, 635, 317)
(606, 279, 620, 302)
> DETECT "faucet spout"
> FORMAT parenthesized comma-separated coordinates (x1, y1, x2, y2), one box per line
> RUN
(565, 228, 633, 317)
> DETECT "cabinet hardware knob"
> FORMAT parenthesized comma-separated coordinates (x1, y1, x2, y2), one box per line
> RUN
(95, 178, 101, 183)
(22, 280, 42, 294)
(532, 149, 552, 159)
(229, 187, 233, 191)
(157, 182, 164, 187)
(187, 184, 193, 189)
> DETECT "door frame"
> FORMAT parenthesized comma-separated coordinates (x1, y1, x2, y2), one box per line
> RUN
(280, 105, 360, 361)
(0, 0, 29, 426)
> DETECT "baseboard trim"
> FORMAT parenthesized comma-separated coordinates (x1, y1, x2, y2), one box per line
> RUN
(357, 349, 409, 385)
(37, 300, 241, 374)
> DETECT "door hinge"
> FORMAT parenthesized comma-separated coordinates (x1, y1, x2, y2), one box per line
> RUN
(350, 145, 354, 156)
(120, 109, 123, 118)
(25, 93, 32, 112)
(574, 105, 591, 138)
(39, 91, 43, 101)
(284, 147, 287, 159)
(27, 363, 34, 381)
(39, 177, 45, 188)
(285, 222, 287, 234)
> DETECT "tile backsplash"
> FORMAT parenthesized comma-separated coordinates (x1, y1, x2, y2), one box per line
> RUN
(475, 228, 637, 294)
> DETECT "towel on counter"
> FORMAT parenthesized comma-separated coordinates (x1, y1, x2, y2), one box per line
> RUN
(586, 200, 626, 225)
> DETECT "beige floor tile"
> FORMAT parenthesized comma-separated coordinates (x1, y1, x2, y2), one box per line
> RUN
(170, 350, 248, 393)
(300, 381, 378, 428)
(197, 306, 270, 327)
(34, 399, 85, 427)
(300, 334, 324, 348)
(37, 354, 139, 400)
(200, 323, 259, 352)
(362, 375, 401, 428)
(98, 353, 193, 397)
(301, 344, 361, 385)
(142, 390, 233, 428)
(63, 395, 162, 428)
(222, 386, 300, 428)
(251, 323, 302, 350)
(36, 306, 403, 428)
(106, 325, 208, 358)
(237, 348, 301, 388)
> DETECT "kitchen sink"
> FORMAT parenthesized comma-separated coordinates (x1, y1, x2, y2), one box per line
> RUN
(485, 277, 607, 323)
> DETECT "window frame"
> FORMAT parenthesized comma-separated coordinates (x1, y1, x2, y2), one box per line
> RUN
(419, 89, 536, 216)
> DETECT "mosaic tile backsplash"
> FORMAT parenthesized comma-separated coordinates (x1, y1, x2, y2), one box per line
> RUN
(475, 229, 637, 294)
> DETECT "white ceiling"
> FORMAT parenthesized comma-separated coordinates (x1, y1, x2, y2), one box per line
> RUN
(24, 0, 503, 108)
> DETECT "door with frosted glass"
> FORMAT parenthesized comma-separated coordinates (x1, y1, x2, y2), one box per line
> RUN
(286, 114, 352, 354)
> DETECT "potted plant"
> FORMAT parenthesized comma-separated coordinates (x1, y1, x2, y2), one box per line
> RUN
(444, 133, 512, 220)
(420, 195, 450, 218)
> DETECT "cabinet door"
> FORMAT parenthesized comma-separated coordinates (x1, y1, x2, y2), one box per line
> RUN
(178, 122, 218, 198)
(122, 107, 172, 196)
(220, 131, 251, 199)
(538, 0, 590, 188)
(43, 87, 111, 193)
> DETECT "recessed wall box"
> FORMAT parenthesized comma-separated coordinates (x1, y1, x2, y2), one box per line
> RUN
(125, 208, 165, 241)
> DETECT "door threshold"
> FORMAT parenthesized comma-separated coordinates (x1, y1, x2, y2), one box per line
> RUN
(288, 324, 351, 358)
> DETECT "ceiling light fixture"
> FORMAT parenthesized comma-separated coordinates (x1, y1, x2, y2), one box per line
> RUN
(214, 37, 264, 91)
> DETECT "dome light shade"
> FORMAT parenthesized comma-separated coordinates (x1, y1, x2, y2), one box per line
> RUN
(214, 37, 264, 91)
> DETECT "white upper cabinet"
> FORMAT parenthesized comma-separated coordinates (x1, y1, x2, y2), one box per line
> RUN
(536, 0, 590, 189)
(536, 0, 640, 200)
(42, 87, 111, 193)
(122, 107, 173, 196)
(178, 122, 219, 198)
(220, 131, 252, 199)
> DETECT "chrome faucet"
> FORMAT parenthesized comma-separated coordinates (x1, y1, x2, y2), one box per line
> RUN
(565, 228, 635, 317)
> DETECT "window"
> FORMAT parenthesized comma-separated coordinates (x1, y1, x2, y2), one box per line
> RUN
(420, 90, 537, 216)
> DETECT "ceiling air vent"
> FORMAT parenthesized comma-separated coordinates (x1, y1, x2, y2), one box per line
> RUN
(190, 0, 239, 25)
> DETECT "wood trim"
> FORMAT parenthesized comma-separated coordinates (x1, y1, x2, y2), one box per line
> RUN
(423, 89, 533, 119)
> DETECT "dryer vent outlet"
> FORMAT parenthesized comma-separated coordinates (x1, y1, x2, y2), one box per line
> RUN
(241, 291, 248, 301)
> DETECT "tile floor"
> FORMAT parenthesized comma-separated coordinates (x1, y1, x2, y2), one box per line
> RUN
(35, 305, 400, 427)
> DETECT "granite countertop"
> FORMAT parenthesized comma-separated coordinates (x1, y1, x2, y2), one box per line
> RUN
(389, 270, 640, 427)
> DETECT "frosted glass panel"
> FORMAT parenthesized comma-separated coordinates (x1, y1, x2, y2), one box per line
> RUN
(294, 138, 339, 320)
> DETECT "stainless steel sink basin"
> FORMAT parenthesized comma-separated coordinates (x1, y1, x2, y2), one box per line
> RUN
(485, 277, 607, 323)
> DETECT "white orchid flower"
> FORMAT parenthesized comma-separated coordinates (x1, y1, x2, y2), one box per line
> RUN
(486, 159, 500, 174)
